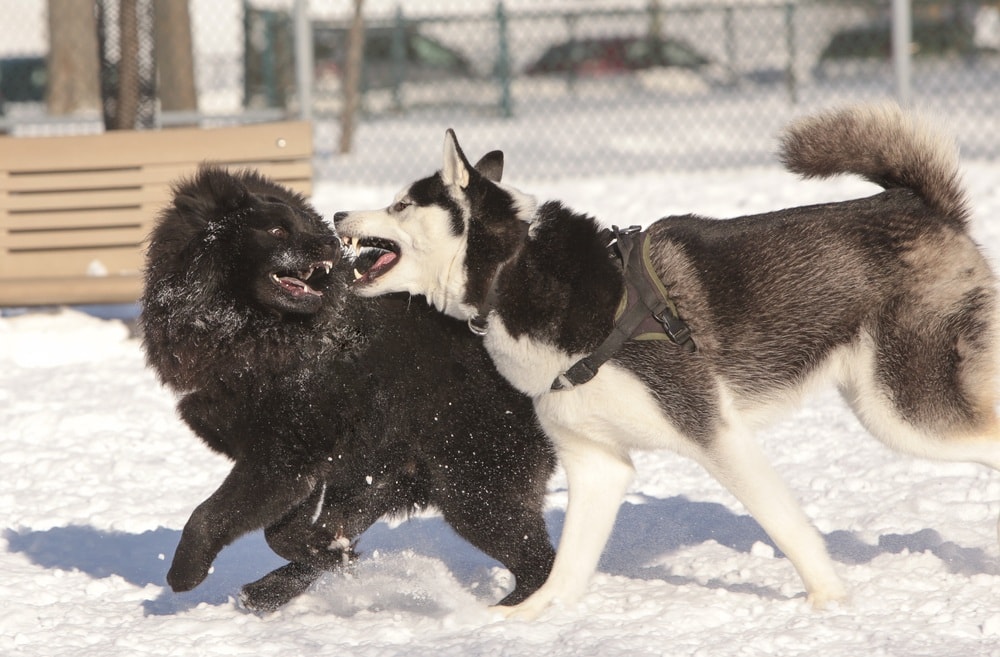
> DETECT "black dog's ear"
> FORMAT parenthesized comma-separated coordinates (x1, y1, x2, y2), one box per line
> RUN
(172, 165, 253, 224)
(474, 150, 504, 183)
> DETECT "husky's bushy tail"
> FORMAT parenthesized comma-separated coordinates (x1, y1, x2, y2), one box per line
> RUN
(780, 102, 969, 226)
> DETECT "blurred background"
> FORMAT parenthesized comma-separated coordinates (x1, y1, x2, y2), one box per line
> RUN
(1, 0, 998, 182)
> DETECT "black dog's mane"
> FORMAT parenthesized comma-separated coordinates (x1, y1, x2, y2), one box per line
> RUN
(141, 168, 373, 394)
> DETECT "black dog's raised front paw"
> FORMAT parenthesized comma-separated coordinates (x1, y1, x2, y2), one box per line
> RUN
(166, 555, 212, 592)
(166, 530, 216, 592)
(240, 562, 324, 612)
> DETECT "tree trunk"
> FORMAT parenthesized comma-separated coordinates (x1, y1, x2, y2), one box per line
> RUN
(113, 0, 140, 129)
(47, 0, 102, 115)
(153, 0, 198, 115)
(339, 0, 365, 155)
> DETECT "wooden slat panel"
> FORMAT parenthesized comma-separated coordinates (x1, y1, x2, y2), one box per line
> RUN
(0, 167, 144, 192)
(1, 226, 146, 250)
(1, 158, 312, 192)
(0, 246, 142, 278)
(0, 276, 142, 306)
(0, 121, 312, 306)
(3, 187, 152, 212)
(1, 207, 148, 231)
(0, 121, 312, 173)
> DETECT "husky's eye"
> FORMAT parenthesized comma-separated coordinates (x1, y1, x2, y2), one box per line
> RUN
(392, 200, 411, 213)
(268, 226, 289, 239)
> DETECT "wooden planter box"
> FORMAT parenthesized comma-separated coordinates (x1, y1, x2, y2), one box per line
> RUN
(0, 121, 312, 307)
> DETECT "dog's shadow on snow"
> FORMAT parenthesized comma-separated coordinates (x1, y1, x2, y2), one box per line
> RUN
(596, 495, 999, 601)
(1, 525, 285, 615)
(5, 494, 996, 614)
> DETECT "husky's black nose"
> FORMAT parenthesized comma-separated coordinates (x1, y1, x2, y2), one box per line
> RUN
(333, 211, 347, 223)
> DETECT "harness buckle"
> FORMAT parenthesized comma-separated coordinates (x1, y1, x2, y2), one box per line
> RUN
(551, 358, 599, 391)
(654, 309, 695, 352)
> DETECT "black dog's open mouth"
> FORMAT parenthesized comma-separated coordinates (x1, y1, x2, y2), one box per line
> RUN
(270, 260, 335, 298)
(342, 236, 400, 285)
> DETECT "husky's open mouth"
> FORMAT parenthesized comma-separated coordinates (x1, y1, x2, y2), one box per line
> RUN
(342, 236, 400, 285)
(270, 260, 335, 298)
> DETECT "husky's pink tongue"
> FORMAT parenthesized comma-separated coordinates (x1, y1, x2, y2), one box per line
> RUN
(371, 252, 397, 273)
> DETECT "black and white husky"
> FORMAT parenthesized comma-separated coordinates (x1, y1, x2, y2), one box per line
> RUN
(334, 103, 1000, 620)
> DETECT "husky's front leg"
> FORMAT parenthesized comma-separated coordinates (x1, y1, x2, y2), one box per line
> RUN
(497, 429, 634, 621)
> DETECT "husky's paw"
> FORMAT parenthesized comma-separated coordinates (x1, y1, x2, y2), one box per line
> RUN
(492, 589, 559, 621)
(806, 583, 849, 611)
(492, 601, 546, 622)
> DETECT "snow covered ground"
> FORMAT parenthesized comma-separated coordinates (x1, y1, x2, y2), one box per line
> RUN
(4, 156, 1000, 656)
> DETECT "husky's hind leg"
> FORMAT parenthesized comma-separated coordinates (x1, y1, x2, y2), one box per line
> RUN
(843, 294, 1000, 541)
(844, 369, 1000, 545)
(695, 424, 847, 608)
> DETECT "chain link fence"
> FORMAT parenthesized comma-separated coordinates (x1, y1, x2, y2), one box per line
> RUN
(1, 1, 998, 182)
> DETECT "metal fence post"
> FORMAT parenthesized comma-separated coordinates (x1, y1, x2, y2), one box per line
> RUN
(784, 1, 797, 104)
(891, 0, 912, 106)
(293, 0, 313, 121)
(391, 5, 406, 112)
(496, 1, 513, 118)
(724, 6, 735, 81)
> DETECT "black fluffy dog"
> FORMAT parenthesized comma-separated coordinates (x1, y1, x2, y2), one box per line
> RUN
(140, 166, 555, 612)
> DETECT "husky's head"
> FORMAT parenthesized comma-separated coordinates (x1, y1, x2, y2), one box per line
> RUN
(335, 130, 536, 319)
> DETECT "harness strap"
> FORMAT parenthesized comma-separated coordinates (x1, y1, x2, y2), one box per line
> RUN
(551, 225, 694, 391)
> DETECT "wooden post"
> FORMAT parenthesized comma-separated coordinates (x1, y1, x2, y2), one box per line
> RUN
(47, 0, 102, 115)
(153, 0, 198, 114)
(339, 0, 365, 154)
(115, 0, 140, 129)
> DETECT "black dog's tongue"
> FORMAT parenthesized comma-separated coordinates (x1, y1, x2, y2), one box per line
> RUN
(277, 275, 322, 297)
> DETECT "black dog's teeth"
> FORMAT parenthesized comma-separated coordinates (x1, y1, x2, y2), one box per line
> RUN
(271, 260, 334, 297)
(296, 260, 334, 282)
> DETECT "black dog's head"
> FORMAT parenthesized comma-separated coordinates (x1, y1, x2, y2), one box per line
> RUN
(145, 166, 342, 318)
(142, 167, 349, 390)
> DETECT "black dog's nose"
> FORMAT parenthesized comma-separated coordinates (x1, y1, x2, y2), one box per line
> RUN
(333, 211, 347, 223)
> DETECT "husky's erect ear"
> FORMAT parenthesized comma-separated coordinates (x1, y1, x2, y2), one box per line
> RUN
(442, 128, 472, 189)
(474, 150, 503, 183)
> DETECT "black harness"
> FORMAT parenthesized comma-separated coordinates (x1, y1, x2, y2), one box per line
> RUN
(469, 224, 695, 391)
(551, 225, 695, 390)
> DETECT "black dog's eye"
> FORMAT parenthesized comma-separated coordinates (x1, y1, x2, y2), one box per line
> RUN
(268, 226, 289, 239)
(392, 200, 411, 213)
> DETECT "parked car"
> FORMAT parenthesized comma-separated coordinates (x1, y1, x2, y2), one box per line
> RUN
(0, 57, 46, 104)
(525, 35, 710, 77)
(314, 25, 475, 90)
(818, 16, 991, 66)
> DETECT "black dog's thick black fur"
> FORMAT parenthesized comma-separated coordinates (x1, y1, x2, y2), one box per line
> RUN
(140, 167, 555, 611)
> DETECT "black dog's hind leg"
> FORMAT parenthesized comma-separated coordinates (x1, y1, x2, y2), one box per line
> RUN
(240, 481, 409, 611)
(441, 501, 555, 606)
(240, 562, 325, 613)
(167, 461, 318, 593)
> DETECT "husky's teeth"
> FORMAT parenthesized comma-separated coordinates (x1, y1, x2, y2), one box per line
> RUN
(351, 237, 360, 255)
(353, 268, 362, 280)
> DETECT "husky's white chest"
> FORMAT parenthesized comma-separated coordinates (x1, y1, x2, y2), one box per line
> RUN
(482, 316, 577, 398)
